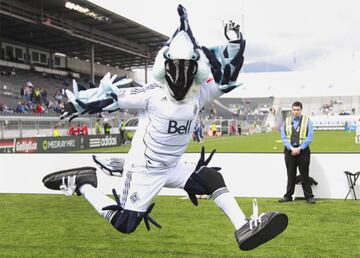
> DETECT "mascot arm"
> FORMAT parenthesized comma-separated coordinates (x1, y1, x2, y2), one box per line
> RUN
(60, 73, 135, 121)
(107, 85, 153, 111)
(199, 78, 223, 108)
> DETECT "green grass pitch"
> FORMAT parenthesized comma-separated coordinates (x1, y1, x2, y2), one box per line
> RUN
(2, 131, 358, 257)
(76, 131, 360, 153)
(0, 194, 359, 257)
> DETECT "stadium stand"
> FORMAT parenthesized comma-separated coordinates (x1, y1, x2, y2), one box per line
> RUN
(218, 70, 360, 131)
(0, 0, 169, 139)
(0, 66, 69, 116)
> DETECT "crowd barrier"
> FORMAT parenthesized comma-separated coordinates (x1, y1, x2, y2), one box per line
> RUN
(0, 153, 359, 199)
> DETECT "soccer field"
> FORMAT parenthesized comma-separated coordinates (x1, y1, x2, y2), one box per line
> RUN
(76, 131, 360, 153)
(0, 194, 358, 258)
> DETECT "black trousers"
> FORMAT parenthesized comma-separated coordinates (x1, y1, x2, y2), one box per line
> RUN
(284, 147, 314, 199)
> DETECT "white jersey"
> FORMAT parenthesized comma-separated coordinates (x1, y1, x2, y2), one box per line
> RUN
(116, 79, 222, 171)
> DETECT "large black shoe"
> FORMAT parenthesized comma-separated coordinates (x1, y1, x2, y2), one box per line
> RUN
(42, 167, 97, 195)
(235, 212, 288, 251)
(278, 197, 293, 203)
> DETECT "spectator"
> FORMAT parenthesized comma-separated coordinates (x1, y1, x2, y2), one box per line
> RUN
(46, 99, 53, 107)
(356, 119, 360, 144)
(119, 119, 125, 143)
(25, 101, 34, 112)
(230, 122, 237, 135)
(55, 90, 63, 102)
(53, 101, 64, 113)
(1, 104, 14, 114)
(41, 89, 48, 103)
(193, 121, 201, 142)
(35, 103, 45, 114)
(68, 123, 75, 136)
(34, 88, 41, 104)
(199, 119, 204, 141)
(24, 82, 33, 101)
(15, 101, 26, 113)
(238, 123, 242, 135)
(103, 120, 111, 135)
(211, 123, 217, 136)
(53, 126, 61, 137)
(82, 123, 89, 135)
(75, 123, 83, 135)
(95, 119, 102, 135)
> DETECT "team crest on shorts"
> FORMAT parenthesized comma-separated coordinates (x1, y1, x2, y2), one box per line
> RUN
(130, 192, 140, 203)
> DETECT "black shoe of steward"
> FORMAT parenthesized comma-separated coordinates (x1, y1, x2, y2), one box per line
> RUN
(307, 197, 316, 204)
(235, 212, 288, 251)
(42, 167, 97, 196)
(278, 197, 293, 203)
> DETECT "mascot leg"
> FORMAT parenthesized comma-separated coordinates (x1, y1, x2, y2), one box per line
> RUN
(184, 167, 288, 251)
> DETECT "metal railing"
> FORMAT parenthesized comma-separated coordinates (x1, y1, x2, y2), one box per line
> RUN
(0, 115, 94, 139)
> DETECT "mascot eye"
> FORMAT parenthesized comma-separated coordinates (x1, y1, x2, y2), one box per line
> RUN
(191, 49, 200, 61)
(163, 48, 171, 60)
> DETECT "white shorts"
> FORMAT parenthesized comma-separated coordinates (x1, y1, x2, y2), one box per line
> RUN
(118, 158, 196, 212)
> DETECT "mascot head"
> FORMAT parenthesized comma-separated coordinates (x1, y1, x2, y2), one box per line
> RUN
(152, 5, 210, 102)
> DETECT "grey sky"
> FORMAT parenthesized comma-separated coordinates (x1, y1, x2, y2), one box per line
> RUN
(89, 0, 360, 71)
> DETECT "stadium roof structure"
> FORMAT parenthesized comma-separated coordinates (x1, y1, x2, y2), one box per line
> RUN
(0, 0, 169, 69)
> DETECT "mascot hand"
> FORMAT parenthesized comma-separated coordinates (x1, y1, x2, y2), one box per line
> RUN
(60, 73, 132, 121)
(202, 21, 246, 93)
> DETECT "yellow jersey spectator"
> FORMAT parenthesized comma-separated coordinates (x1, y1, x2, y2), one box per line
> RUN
(53, 126, 61, 137)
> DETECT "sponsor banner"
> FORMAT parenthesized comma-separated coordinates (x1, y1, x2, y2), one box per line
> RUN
(1, 134, 121, 153)
(37, 136, 81, 153)
(36, 134, 120, 153)
(86, 134, 120, 148)
(0, 139, 15, 153)
(15, 138, 37, 153)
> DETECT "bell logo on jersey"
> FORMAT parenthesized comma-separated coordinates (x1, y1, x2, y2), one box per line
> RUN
(167, 120, 192, 134)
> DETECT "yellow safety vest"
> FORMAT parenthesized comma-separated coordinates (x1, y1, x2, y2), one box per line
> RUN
(95, 122, 102, 133)
(53, 129, 60, 137)
(285, 115, 309, 144)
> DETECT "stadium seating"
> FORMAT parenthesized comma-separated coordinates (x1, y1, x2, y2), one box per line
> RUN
(0, 65, 85, 116)
(1, 66, 69, 92)
(200, 97, 274, 128)
(278, 96, 357, 116)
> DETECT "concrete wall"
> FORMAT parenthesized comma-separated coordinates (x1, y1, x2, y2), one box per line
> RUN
(0, 153, 358, 199)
